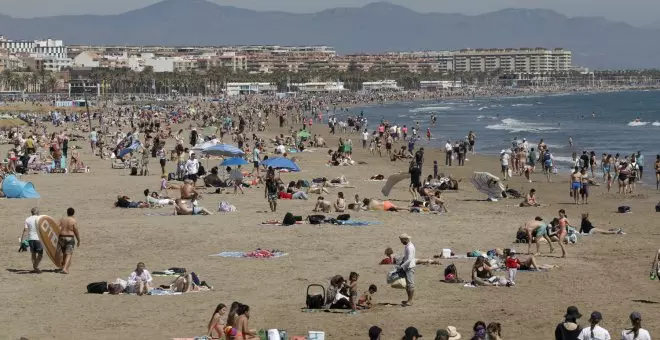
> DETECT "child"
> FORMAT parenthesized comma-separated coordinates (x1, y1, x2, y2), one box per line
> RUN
(505, 249, 521, 285)
(348, 272, 359, 310)
(357, 284, 377, 309)
(160, 175, 168, 196)
(380, 247, 397, 265)
(369, 139, 375, 155)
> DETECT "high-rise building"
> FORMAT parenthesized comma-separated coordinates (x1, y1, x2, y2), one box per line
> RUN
(451, 48, 572, 73)
(0, 36, 71, 71)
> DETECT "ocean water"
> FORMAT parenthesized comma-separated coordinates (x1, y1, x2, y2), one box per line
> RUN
(356, 90, 660, 180)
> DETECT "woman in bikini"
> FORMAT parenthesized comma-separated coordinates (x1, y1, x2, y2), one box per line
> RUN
(556, 209, 569, 258)
(655, 155, 660, 190)
(207, 303, 227, 339)
(230, 305, 259, 340)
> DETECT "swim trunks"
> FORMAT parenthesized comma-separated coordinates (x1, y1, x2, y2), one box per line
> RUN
(571, 182, 581, 190)
(58, 236, 75, 254)
(535, 223, 548, 238)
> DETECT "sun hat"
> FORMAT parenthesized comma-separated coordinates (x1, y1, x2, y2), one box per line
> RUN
(447, 326, 461, 340)
(564, 306, 582, 319)
(589, 311, 603, 321)
(399, 233, 411, 240)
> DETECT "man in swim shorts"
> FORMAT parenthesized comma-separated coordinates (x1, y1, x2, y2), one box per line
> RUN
(58, 207, 80, 274)
(20, 207, 43, 273)
(570, 167, 582, 205)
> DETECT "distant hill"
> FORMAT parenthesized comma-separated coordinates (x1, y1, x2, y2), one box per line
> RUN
(1, 0, 659, 69)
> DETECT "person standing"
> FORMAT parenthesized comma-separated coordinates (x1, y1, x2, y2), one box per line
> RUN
(157, 143, 167, 176)
(621, 312, 651, 340)
(252, 144, 261, 177)
(555, 306, 582, 340)
(577, 311, 610, 340)
(445, 140, 453, 166)
(637, 152, 644, 180)
(90, 128, 98, 156)
(185, 153, 200, 186)
(58, 207, 80, 274)
(20, 207, 43, 273)
(468, 130, 476, 154)
(398, 233, 416, 306)
(415, 147, 424, 168)
(362, 129, 369, 149)
(500, 150, 511, 181)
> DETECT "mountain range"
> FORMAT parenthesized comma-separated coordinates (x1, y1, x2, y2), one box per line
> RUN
(0, 0, 659, 69)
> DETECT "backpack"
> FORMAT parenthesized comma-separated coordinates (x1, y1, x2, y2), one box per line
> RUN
(87, 281, 108, 294)
(307, 215, 325, 225)
(336, 214, 350, 221)
(618, 206, 631, 213)
(515, 230, 528, 243)
(283, 212, 296, 226)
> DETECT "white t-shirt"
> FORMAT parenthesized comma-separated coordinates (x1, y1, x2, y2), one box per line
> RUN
(185, 159, 199, 175)
(445, 143, 453, 152)
(577, 325, 611, 340)
(362, 132, 369, 141)
(276, 145, 286, 154)
(621, 328, 651, 340)
(501, 153, 510, 166)
(401, 242, 416, 270)
(24, 215, 40, 241)
(128, 270, 153, 285)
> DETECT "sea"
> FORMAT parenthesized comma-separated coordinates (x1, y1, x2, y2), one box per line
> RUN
(355, 90, 660, 183)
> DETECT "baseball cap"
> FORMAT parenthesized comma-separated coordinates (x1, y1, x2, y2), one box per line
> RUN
(589, 311, 603, 321)
(404, 327, 422, 339)
(630, 312, 642, 321)
(369, 326, 382, 339)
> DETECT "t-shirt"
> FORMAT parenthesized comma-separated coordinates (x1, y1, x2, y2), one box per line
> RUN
(185, 159, 199, 175)
(362, 132, 369, 141)
(555, 322, 581, 340)
(90, 131, 98, 141)
(505, 257, 521, 269)
(252, 148, 260, 162)
(577, 325, 611, 340)
(400, 243, 416, 270)
(128, 270, 153, 285)
(24, 215, 40, 241)
(501, 153, 510, 166)
(621, 328, 651, 340)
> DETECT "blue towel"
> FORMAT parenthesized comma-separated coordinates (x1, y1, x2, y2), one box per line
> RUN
(335, 220, 382, 226)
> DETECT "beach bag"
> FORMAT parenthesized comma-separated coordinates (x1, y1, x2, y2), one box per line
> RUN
(87, 281, 108, 294)
(391, 278, 407, 289)
(307, 215, 325, 225)
(218, 201, 236, 212)
(306, 284, 325, 309)
(618, 206, 631, 213)
(386, 269, 402, 284)
(130, 167, 138, 176)
(336, 214, 350, 221)
(515, 230, 528, 243)
(283, 213, 296, 226)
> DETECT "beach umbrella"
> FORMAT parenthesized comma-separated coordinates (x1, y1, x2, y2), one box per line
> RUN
(380, 172, 410, 197)
(470, 172, 505, 200)
(202, 144, 245, 157)
(262, 157, 300, 172)
(118, 141, 141, 159)
(297, 130, 311, 138)
(221, 157, 248, 167)
(192, 140, 217, 151)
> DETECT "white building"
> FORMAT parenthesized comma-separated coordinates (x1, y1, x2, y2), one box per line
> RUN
(362, 80, 400, 91)
(225, 82, 276, 96)
(73, 51, 100, 68)
(420, 80, 462, 91)
(292, 82, 345, 92)
(144, 57, 179, 73)
(452, 48, 572, 74)
(0, 37, 71, 71)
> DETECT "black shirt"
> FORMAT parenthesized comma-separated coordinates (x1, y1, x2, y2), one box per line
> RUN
(554, 322, 581, 340)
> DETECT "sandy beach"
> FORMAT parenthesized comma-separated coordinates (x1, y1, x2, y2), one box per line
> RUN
(1, 116, 659, 339)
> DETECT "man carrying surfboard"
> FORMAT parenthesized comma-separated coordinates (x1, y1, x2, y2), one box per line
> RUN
(20, 207, 43, 273)
(58, 207, 80, 274)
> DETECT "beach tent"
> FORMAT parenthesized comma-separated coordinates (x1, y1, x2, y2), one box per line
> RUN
(380, 172, 410, 197)
(470, 172, 505, 200)
(203, 144, 245, 157)
(1, 174, 40, 198)
(262, 157, 300, 172)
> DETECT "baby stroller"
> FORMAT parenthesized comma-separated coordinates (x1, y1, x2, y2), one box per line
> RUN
(305, 284, 325, 309)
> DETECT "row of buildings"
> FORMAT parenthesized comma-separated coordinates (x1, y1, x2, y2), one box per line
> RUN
(1, 35, 577, 75)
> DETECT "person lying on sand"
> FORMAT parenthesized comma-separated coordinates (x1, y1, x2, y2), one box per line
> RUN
(362, 198, 402, 212)
(144, 189, 174, 206)
(380, 247, 441, 265)
(313, 196, 332, 213)
(429, 191, 448, 213)
(115, 195, 149, 208)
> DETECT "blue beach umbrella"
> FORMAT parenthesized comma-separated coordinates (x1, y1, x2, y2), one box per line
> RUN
(202, 144, 245, 157)
(221, 157, 248, 167)
(262, 157, 300, 172)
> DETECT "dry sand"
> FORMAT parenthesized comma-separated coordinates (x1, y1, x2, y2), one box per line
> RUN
(1, 126, 659, 340)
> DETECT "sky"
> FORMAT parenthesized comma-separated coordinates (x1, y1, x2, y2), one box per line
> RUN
(0, 0, 657, 26)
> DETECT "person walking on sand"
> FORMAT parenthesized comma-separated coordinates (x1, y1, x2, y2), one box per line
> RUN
(58, 207, 80, 274)
(398, 233, 416, 306)
(20, 207, 43, 273)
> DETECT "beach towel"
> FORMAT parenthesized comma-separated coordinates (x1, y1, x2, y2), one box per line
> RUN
(259, 221, 305, 226)
(145, 212, 175, 216)
(332, 220, 382, 226)
(209, 251, 288, 258)
(300, 308, 358, 314)
(148, 289, 182, 296)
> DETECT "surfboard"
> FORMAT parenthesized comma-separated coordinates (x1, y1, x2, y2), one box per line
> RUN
(36, 215, 63, 269)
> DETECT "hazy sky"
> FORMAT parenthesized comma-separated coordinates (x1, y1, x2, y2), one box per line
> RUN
(0, 0, 657, 26)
